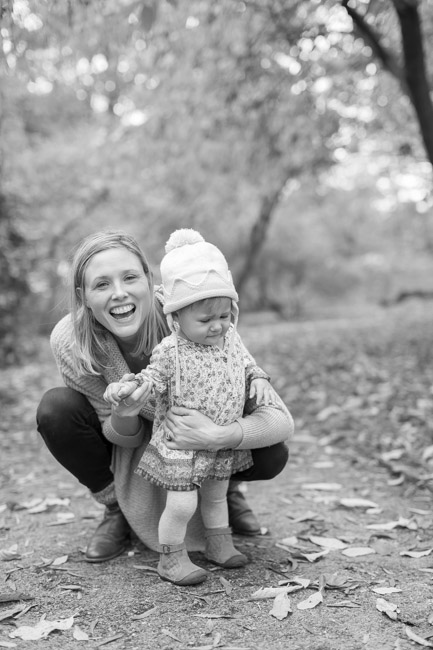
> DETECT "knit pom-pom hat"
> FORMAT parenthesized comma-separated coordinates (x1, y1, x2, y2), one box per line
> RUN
(160, 229, 239, 396)
(161, 228, 238, 315)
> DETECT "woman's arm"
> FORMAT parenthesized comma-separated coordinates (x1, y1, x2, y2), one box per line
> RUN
(164, 394, 293, 452)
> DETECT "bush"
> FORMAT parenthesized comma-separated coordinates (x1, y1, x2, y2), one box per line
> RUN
(0, 193, 31, 365)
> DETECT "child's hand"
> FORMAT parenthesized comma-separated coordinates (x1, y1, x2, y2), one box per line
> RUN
(249, 378, 277, 406)
(103, 380, 136, 405)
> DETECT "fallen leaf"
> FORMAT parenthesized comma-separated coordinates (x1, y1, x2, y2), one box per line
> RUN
(0, 593, 32, 603)
(131, 606, 157, 620)
(0, 641, 17, 648)
(26, 498, 70, 513)
(269, 592, 292, 620)
(297, 591, 323, 610)
(326, 600, 360, 608)
(251, 586, 291, 600)
(290, 511, 323, 523)
(322, 573, 357, 590)
(73, 625, 89, 641)
(162, 629, 181, 642)
(387, 475, 405, 486)
(376, 598, 398, 621)
(132, 565, 158, 573)
(0, 545, 20, 562)
(405, 626, 433, 647)
(301, 549, 330, 563)
(51, 555, 68, 566)
(381, 450, 405, 462)
(372, 587, 402, 595)
(94, 634, 124, 647)
(366, 517, 417, 531)
(9, 615, 74, 640)
(400, 549, 433, 558)
(301, 483, 342, 491)
(339, 498, 379, 509)
(192, 614, 239, 619)
(219, 576, 233, 595)
(309, 536, 347, 550)
(211, 632, 222, 648)
(0, 604, 27, 623)
(278, 577, 310, 589)
(341, 547, 375, 557)
(279, 536, 299, 546)
(422, 446, 433, 462)
(89, 619, 99, 634)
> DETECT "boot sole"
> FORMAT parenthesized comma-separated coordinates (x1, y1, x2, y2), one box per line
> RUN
(159, 570, 208, 586)
(85, 544, 127, 563)
(205, 554, 248, 568)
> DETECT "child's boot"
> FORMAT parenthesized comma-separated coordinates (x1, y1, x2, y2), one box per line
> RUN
(157, 543, 208, 586)
(204, 527, 248, 568)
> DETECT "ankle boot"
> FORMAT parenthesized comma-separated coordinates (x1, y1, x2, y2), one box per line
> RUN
(85, 503, 130, 563)
(227, 482, 261, 535)
(157, 543, 208, 586)
(204, 527, 248, 568)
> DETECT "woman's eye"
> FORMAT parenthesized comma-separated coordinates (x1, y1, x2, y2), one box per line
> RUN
(125, 274, 138, 281)
(95, 281, 109, 289)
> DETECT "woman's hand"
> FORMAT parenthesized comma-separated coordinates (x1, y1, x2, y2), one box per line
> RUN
(163, 406, 243, 451)
(107, 373, 152, 418)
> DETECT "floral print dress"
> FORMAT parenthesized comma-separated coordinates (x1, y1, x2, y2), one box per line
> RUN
(134, 326, 268, 490)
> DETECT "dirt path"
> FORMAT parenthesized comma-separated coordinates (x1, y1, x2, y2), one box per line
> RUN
(1, 307, 433, 650)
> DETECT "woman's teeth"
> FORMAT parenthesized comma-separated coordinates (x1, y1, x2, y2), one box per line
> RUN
(110, 305, 135, 319)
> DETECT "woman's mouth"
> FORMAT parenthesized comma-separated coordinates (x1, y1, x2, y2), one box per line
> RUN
(110, 304, 136, 320)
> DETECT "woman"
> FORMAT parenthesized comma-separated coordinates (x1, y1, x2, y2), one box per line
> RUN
(36, 230, 292, 563)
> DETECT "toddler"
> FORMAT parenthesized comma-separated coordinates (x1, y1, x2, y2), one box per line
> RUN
(104, 229, 275, 586)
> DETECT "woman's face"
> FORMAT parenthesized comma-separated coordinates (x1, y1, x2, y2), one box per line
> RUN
(83, 247, 152, 344)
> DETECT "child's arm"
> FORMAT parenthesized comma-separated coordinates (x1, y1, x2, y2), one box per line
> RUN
(238, 334, 279, 406)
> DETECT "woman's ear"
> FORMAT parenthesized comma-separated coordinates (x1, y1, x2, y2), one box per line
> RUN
(76, 287, 88, 306)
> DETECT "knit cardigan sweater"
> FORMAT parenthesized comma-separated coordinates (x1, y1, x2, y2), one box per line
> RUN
(50, 313, 294, 552)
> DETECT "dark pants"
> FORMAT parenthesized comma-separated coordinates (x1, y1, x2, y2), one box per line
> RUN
(36, 387, 289, 494)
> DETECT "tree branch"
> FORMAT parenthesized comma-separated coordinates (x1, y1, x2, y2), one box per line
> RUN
(341, 0, 407, 93)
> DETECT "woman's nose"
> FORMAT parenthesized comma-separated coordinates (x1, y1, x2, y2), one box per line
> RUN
(112, 282, 128, 299)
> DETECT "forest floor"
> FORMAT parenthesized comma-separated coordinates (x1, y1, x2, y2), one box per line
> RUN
(1, 301, 433, 650)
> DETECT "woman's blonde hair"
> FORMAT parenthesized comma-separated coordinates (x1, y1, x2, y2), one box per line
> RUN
(70, 230, 168, 375)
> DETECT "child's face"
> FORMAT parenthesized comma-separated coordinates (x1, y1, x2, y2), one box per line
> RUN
(176, 297, 232, 347)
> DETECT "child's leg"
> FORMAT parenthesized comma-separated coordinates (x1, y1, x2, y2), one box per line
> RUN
(200, 480, 248, 568)
(157, 489, 207, 586)
(159, 489, 198, 545)
(200, 479, 229, 530)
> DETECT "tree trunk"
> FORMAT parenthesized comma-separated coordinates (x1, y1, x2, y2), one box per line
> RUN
(342, 0, 433, 169)
(394, 0, 433, 167)
(235, 180, 286, 298)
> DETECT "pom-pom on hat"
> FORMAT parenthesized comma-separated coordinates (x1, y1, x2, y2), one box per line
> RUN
(161, 228, 238, 315)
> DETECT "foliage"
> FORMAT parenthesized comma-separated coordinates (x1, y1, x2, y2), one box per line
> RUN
(0, 192, 32, 364)
(1, 0, 433, 362)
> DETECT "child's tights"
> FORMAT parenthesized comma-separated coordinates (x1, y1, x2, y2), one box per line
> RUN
(159, 479, 230, 545)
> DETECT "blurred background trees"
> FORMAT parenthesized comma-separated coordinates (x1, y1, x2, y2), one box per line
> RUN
(1, 0, 432, 363)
